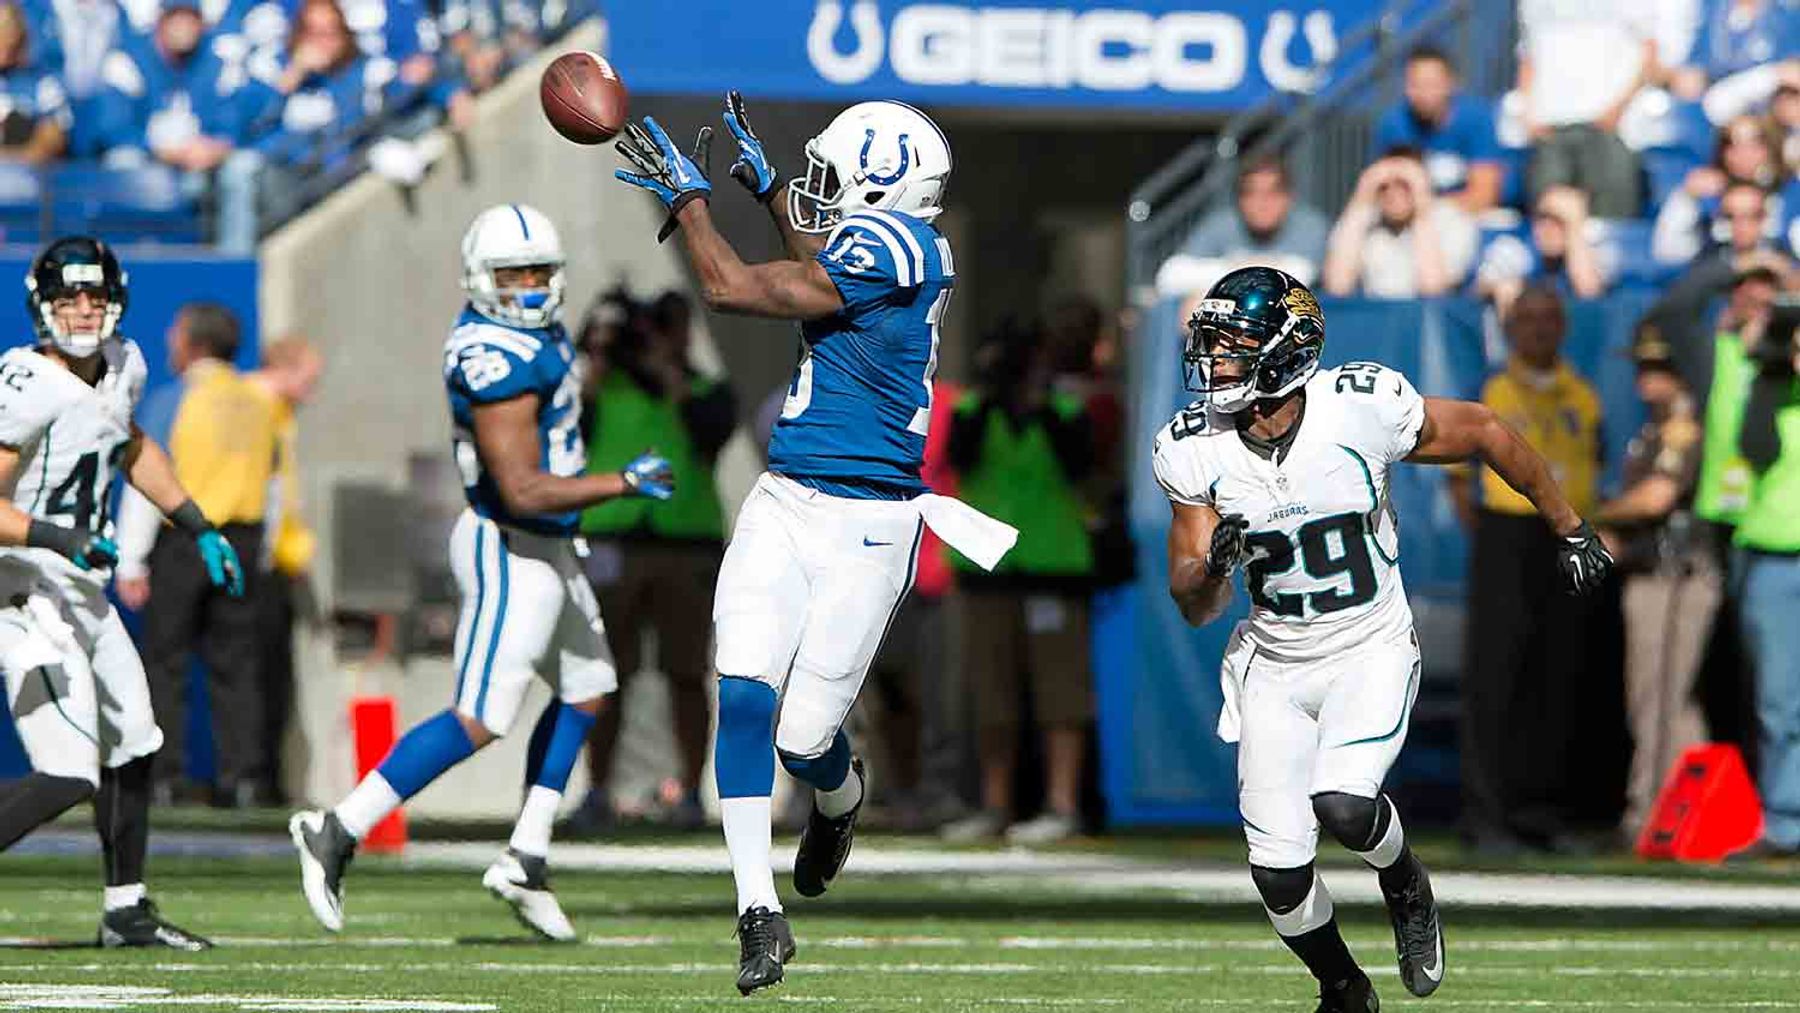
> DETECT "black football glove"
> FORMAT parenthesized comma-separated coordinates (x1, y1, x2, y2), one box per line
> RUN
(1556, 520, 1614, 596)
(25, 520, 117, 571)
(1205, 513, 1249, 579)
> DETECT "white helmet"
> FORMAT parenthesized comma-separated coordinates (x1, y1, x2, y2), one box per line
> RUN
(789, 101, 952, 234)
(460, 204, 565, 329)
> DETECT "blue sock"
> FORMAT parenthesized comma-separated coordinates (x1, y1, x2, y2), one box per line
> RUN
(376, 709, 477, 799)
(779, 729, 852, 792)
(529, 702, 596, 793)
(715, 677, 777, 799)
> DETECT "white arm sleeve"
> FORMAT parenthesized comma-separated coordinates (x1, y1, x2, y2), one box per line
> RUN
(112, 487, 161, 581)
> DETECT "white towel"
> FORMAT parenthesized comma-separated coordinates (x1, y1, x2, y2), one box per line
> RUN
(916, 494, 1018, 572)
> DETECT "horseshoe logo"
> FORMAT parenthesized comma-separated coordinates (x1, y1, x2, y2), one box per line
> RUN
(807, 0, 884, 86)
(860, 129, 911, 185)
(1261, 11, 1338, 95)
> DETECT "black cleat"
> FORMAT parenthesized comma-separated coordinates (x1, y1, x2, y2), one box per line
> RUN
(793, 756, 864, 898)
(735, 906, 796, 996)
(1382, 853, 1445, 997)
(289, 810, 356, 932)
(98, 899, 212, 951)
(1315, 973, 1379, 1012)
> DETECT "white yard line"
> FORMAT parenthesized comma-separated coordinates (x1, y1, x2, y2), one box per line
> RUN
(400, 841, 1800, 912)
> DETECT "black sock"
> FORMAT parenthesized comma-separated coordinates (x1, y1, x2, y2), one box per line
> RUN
(94, 756, 152, 887)
(1377, 842, 1420, 895)
(0, 773, 94, 852)
(1281, 918, 1364, 985)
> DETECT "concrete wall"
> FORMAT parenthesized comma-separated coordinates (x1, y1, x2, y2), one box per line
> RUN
(262, 24, 716, 817)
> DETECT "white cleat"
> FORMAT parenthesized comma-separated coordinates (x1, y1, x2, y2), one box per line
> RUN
(289, 810, 355, 933)
(483, 848, 576, 942)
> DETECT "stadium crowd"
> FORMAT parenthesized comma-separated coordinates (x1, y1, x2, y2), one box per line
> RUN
(0, 0, 586, 251)
(1160, 0, 1800, 857)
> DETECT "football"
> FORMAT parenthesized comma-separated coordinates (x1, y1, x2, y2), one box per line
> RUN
(540, 51, 627, 144)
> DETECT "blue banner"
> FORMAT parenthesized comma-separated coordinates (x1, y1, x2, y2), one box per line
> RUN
(1103, 292, 1655, 826)
(606, 0, 1381, 112)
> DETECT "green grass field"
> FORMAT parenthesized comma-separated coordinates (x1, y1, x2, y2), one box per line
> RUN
(3, 835, 1800, 1012)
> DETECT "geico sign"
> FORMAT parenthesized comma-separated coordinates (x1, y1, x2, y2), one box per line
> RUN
(807, 1, 1338, 94)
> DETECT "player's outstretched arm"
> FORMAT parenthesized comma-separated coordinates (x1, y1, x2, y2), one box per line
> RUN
(1406, 397, 1582, 535)
(473, 394, 673, 516)
(120, 429, 246, 595)
(1407, 396, 1614, 593)
(674, 199, 843, 320)
(613, 115, 842, 320)
(1167, 501, 1244, 627)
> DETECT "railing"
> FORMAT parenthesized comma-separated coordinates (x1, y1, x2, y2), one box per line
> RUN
(1124, 0, 1497, 304)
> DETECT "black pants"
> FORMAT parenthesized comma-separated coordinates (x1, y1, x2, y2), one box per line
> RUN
(143, 523, 264, 791)
(1462, 509, 1620, 840)
(256, 571, 298, 799)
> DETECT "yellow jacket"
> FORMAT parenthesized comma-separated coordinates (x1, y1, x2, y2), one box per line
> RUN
(1474, 359, 1603, 517)
(159, 359, 279, 526)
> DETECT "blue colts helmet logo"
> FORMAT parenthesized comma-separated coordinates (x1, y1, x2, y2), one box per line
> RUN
(860, 129, 911, 186)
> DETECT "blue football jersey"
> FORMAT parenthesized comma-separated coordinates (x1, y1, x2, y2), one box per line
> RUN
(767, 209, 954, 496)
(442, 305, 585, 535)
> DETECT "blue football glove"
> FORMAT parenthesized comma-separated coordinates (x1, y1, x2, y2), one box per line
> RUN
(196, 529, 245, 597)
(620, 451, 675, 501)
(73, 533, 118, 572)
(724, 90, 779, 203)
(615, 117, 712, 214)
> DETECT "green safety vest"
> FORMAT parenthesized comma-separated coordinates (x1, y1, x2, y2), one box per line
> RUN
(580, 370, 726, 540)
(1734, 382, 1800, 553)
(1694, 332, 1756, 525)
(951, 392, 1095, 577)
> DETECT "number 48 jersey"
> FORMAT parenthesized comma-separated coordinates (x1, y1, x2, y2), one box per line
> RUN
(442, 306, 586, 536)
(0, 340, 146, 592)
(1153, 363, 1426, 663)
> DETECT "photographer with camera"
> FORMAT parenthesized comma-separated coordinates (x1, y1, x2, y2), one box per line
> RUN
(1734, 289, 1800, 859)
(940, 319, 1097, 846)
(575, 290, 737, 829)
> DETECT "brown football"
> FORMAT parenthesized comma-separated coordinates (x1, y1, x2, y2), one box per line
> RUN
(540, 51, 627, 145)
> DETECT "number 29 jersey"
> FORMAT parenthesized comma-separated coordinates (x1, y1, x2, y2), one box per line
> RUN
(1153, 363, 1427, 663)
(442, 306, 585, 536)
(0, 339, 146, 594)
(767, 209, 954, 494)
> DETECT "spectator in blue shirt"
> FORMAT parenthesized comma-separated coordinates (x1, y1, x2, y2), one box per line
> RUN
(1690, 0, 1796, 83)
(1373, 46, 1506, 214)
(1664, 2, 1799, 124)
(247, 0, 393, 166)
(93, 2, 249, 171)
(0, 0, 69, 164)
(1476, 186, 1615, 317)
(1653, 114, 1791, 266)
(226, 0, 466, 125)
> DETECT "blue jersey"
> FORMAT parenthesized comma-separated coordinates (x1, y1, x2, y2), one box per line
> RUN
(767, 209, 954, 497)
(442, 306, 585, 536)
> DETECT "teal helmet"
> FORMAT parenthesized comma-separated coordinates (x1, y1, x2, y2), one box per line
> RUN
(1183, 266, 1325, 413)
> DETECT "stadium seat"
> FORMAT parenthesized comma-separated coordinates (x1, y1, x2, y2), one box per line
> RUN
(46, 165, 203, 245)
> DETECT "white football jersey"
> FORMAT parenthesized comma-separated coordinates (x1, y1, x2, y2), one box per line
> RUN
(0, 340, 147, 593)
(1154, 363, 1426, 663)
